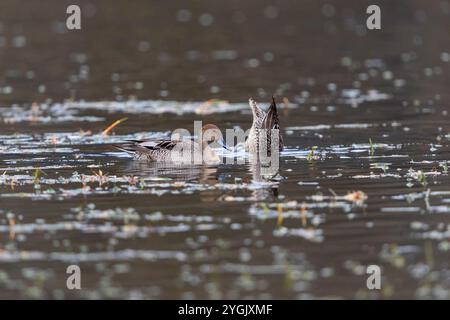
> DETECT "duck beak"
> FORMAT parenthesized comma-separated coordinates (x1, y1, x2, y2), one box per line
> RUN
(217, 139, 231, 151)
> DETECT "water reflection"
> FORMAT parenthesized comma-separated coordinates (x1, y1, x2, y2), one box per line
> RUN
(119, 160, 219, 184)
(249, 160, 280, 201)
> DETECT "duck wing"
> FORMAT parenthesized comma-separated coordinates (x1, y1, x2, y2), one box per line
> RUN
(113, 139, 178, 154)
(142, 140, 178, 150)
(262, 97, 284, 151)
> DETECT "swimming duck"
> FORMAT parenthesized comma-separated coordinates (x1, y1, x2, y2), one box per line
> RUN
(113, 124, 228, 164)
(245, 97, 284, 154)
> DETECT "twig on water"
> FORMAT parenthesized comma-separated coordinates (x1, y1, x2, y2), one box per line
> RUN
(277, 204, 284, 227)
(102, 117, 128, 136)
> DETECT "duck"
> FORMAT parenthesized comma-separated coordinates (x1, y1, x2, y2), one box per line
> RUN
(245, 97, 284, 154)
(113, 124, 228, 164)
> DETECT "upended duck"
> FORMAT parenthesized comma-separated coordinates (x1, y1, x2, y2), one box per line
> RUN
(245, 97, 284, 154)
(113, 124, 228, 164)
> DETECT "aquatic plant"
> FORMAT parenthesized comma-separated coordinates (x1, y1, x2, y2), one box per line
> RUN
(306, 146, 318, 161)
(417, 170, 428, 188)
(92, 169, 109, 187)
(369, 138, 375, 156)
(439, 162, 448, 174)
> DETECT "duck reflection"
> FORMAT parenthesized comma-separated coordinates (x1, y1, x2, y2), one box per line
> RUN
(119, 160, 218, 184)
(248, 159, 280, 201)
(115, 156, 281, 203)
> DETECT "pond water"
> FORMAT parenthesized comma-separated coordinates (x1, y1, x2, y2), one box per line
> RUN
(0, 0, 450, 299)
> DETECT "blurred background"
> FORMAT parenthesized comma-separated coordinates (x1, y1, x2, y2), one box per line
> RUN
(1, 0, 449, 104)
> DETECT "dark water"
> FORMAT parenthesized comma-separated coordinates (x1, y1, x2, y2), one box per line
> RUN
(1, 0, 450, 299)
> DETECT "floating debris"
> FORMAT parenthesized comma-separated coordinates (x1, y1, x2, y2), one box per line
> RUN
(102, 117, 128, 136)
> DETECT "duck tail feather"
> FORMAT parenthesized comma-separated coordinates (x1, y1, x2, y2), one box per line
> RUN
(264, 96, 284, 151)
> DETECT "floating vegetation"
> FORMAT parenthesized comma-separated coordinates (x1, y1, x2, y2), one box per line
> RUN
(306, 146, 318, 161)
(343, 191, 367, 206)
(439, 161, 448, 174)
(369, 138, 375, 156)
(0, 99, 298, 123)
(273, 226, 324, 243)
